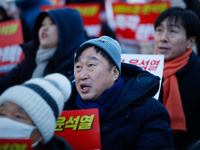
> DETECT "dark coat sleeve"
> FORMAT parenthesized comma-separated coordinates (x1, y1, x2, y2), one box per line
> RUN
(136, 98, 173, 149)
(0, 59, 26, 94)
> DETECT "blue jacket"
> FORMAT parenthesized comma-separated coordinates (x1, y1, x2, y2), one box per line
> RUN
(0, 8, 86, 95)
(65, 63, 173, 150)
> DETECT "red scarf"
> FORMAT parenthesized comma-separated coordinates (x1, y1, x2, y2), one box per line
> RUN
(154, 49, 192, 133)
(162, 48, 192, 133)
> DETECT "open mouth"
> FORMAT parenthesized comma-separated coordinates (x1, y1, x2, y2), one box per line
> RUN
(81, 85, 90, 90)
(80, 83, 90, 92)
(159, 46, 170, 50)
(41, 33, 47, 38)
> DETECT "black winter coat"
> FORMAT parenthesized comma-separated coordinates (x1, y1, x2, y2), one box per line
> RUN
(65, 63, 173, 150)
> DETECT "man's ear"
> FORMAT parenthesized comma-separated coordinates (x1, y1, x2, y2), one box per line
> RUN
(31, 129, 43, 149)
(112, 66, 119, 82)
(187, 36, 196, 49)
(31, 129, 43, 143)
(37, 134, 43, 143)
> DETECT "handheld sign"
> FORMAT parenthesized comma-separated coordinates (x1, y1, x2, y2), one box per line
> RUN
(55, 108, 101, 150)
(105, 1, 170, 53)
(41, 3, 102, 38)
(0, 139, 32, 150)
(122, 54, 164, 99)
(0, 19, 24, 76)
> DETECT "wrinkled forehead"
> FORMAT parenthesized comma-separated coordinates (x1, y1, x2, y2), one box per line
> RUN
(75, 45, 97, 63)
(75, 46, 99, 62)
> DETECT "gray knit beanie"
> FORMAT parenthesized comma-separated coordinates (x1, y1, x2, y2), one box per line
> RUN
(80, 36, 122, 74)
(0, 73, 71, 144)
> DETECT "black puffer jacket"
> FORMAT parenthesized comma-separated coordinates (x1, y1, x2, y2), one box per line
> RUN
(65, 63, 173, 150)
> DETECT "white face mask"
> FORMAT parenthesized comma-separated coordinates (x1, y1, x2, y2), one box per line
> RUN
(0, 117, 37, 140)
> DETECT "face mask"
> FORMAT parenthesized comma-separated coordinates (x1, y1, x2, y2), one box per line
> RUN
(0, 117, 36, 139)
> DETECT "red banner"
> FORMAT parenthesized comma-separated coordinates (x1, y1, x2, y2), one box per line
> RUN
(112, 1, 170, 42)
(0, 139, 32, 150)
(41, 3, 102, 38)
(55, 108, 101, 150)
(0, 19, 24, 76)
(0, 19, 23, 47)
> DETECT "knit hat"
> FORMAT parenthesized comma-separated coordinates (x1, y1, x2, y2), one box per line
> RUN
(0, 73, 71, 144)
(80, 36, 122, 74)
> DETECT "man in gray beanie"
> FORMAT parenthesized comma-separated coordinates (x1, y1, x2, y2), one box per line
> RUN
(64, 35, 173, 149)
(0, 73, 73, 150)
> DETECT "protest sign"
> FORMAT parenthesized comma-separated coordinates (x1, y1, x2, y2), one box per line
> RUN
(0, 139, 32, 150)
(0, 19, 24, 76)
(122, 54, 164, 99)
(105, 1, 170, 53)
(41, 3, 102, 38)
(55, 108, 101, 150)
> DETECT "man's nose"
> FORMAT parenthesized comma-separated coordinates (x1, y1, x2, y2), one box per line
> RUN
(79, 68, 89, 80)
(160, 30, 168, 42)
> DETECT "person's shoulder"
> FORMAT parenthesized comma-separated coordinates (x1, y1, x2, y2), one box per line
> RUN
(196, 55, 200, 63)
(129, 97, 169, 119)
(188, 52, 200, 73)
(147, 97, 167, 110)
(141, 97, 170, 117)
(20, 40, 38, 56)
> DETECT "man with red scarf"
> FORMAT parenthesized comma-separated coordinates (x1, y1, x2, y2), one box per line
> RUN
(154, 7, 200, 150)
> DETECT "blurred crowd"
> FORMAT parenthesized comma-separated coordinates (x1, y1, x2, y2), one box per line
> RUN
(1, 0, 200, 55)
(1, 0, 200, 150)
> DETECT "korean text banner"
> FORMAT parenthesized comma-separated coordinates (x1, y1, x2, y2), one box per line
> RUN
(121, 54, 164, 99)
(111, 1, 170, 42)
(55, 108, 101, 150)
(41, 3, 102, 38)
(0, 19, 24, 76)
(0, 139, 32, 150)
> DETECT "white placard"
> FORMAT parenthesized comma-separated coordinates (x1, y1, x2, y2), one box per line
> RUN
(121, 54, 164, 100)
